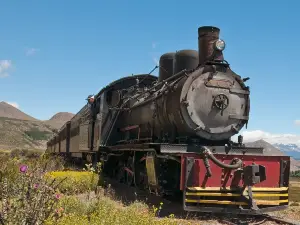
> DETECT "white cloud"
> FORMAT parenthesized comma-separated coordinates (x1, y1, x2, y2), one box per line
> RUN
(6, 101, 19, 109)
(153, 57, 159, 66)
(232, 130, 300, 146)
(150, 42, 159, 66)
(294, 120, 300, 126)
(0, 60, 12, 78)
(25, 47, 39, 56)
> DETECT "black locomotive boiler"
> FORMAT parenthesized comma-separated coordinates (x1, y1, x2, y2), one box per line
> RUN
(47, 26, 290, 214)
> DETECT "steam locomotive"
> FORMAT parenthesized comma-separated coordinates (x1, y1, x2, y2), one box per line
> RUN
(46, 26, 290, 214)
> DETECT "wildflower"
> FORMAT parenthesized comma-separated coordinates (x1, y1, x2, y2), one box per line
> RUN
(19, 165, 28, 173)
(33, 183, 39, 189)
(55, 207, 64, 214)
(55, 193, 61, 200)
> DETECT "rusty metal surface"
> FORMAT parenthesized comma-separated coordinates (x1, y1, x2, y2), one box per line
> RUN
(158, 52, 175, 82)
(198, 26, 222, 64)
(179, 69, 250, 141)
(173, 50, 199, 74)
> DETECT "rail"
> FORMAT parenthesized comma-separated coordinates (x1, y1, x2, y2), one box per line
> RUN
(222, 214, 300, 225)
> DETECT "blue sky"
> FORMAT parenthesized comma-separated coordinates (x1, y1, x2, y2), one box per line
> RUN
(1, 0, 300, 143)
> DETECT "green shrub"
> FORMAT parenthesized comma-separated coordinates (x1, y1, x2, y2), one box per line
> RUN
(24, 128, 52, 141)
(291, 170, 300, 177)
(10, 148, 44, 159)
(0, 162, 66, 224)
(56, 196, 88, 215)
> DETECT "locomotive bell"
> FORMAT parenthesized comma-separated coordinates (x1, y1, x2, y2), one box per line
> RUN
(198, 26, 225, 64)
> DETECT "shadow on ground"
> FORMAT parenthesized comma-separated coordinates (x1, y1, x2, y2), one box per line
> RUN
(100, 176, 272, 225)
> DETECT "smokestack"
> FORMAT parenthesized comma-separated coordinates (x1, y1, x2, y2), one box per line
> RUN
(198, 26, 224, 65)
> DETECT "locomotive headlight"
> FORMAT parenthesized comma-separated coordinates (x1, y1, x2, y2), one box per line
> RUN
(214, 39, 226, 51)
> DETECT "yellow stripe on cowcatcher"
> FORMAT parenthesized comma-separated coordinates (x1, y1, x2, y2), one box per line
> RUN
(185, 187, 289, 206)
(187, 187, 289, 192)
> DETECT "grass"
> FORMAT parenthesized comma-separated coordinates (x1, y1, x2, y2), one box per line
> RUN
(290, 177, 300, 202)
(43, 195, 192, 225)
(0, 149, 299, 225)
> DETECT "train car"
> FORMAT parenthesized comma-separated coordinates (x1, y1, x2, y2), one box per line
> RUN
(57, 121, 71, 156)
(46, 26, 290, 215)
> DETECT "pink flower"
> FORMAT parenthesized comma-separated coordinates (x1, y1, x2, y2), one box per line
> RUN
(55, 207, 64, 214)
(55, 193, 61, 200)
(33, 184, 39, 189)
(19, 165, 28, 173)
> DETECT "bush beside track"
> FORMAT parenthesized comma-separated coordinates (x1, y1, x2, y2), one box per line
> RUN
(0, 149, 299, 225)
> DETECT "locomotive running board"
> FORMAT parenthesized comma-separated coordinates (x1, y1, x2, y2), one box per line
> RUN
(183, 157, 289, 214)
(160, 144, 264, 155)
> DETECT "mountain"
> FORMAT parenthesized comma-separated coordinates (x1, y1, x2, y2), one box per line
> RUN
(0, 102, 74, 150)
(0, 101, 37, 121)
(273, 143, 300, 160)
(0, 117, 54, 150)
(44, 112, 74, 129)
(245, 140, 300, 171)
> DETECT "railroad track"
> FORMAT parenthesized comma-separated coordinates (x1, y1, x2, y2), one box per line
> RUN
(259, 214, 300, 225)
(220, 214, 300, 225)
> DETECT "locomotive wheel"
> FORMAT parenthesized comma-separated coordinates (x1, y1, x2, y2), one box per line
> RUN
(134, 155, 147, 189)
(115, 161, 126, 183)
(125, 156, 134, 186)
(104, 158, 116, 178)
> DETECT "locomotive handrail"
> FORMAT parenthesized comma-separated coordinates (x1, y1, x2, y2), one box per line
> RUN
(132, 69, 188, 99)
(129, 75, 184, 110)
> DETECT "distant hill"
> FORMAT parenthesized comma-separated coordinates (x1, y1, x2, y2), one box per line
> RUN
(44, 112, 74, 129)
(0, 117, 54, 150)
(245, 139, 300, 171)
(0, 101, 37, 121)
(0, 102, 74, 150)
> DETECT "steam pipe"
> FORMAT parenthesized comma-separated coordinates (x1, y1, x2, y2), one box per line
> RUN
(202, 146, 243, 169)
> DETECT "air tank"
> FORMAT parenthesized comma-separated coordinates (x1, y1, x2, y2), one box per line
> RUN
(173, 50, 199, 75)
(158, 52, 175, 82)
